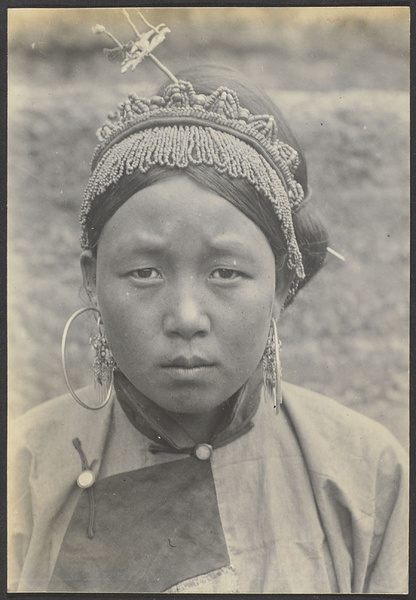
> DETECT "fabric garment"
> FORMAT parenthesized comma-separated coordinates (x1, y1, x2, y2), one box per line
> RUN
(8, 379, 408, 593)
(49, 457, 232, 593)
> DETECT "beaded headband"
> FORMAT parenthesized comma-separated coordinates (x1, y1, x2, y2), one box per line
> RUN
(80, 10, 307, 283)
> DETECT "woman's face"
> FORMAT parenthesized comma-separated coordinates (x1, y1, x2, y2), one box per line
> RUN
(82, 175, 287, 414)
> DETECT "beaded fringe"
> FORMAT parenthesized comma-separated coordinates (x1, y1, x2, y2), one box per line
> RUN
(80, 125, 305, 281)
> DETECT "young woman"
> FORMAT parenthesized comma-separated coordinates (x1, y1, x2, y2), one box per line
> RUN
(9, 17, 408, 594)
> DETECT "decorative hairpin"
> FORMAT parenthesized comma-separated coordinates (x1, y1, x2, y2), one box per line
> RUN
(93, 9, 177, 81)
(327, 247, 346, 261)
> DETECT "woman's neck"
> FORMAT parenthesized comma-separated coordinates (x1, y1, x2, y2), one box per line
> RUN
(165, 403, 228, 444)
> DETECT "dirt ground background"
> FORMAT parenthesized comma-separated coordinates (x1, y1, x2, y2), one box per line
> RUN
(8, 7, 409, 448)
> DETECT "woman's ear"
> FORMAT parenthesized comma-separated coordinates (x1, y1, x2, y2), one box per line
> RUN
(80, 250, 98, 304)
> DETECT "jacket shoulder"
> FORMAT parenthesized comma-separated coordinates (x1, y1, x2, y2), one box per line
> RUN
(283, 381, 404, 449)
(11, 388, 114, 454)
(281, 382, 407, 482)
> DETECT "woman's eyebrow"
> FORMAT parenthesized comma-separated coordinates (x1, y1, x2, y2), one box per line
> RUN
(208, 236, 251, 256)
(114, 233, 167, 255)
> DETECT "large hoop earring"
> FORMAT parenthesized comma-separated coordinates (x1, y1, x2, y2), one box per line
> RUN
(62, 307, 116, 410)
(262, 317, 283, 414)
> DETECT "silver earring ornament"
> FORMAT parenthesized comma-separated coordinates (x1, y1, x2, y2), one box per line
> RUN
(62, 307, 116, 410)
(262, 317, 283, 414)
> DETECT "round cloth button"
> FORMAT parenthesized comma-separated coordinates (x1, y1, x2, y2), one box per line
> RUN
(77, 470, 95, 489)
(194, 443, 213, 461)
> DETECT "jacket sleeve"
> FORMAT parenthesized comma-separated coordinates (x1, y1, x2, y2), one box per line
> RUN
(282, 383, 409, 594)
(8, 423, 35, 592)
(364, 441, 409, 593)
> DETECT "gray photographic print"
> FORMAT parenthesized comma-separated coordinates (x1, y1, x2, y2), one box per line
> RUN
(8, 6, 409, 593)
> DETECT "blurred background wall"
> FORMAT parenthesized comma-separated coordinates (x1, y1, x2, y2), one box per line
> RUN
(8, 7, 409, 447)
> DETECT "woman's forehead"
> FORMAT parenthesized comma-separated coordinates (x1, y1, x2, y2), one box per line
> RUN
(97, 176, 274, 257)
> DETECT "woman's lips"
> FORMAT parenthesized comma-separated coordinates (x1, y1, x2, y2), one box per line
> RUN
(161, 356, 217, 369)
(160, 357, 217, 380)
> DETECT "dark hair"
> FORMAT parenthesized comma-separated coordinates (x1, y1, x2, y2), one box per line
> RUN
(87, 65, 328, 303)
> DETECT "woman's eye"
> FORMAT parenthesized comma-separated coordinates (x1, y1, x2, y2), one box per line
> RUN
(130, 268, 161, 280)
(210, 268, 242, 280)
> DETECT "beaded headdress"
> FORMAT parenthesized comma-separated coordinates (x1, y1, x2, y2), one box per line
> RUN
(80, 9, 308, 287)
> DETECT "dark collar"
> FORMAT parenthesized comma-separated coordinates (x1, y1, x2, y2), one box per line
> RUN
(114, 368, 263, 455)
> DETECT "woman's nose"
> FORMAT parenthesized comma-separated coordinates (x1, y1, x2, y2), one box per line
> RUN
(163, 284, 210, 340)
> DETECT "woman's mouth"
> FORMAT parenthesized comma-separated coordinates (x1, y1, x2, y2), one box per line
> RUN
(161, 357, 217, 380)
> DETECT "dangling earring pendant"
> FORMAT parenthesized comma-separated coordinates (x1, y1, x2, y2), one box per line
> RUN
(62, 307, 116, 410)
(262, 317, 283, 414)
(90, 317, 116, 405)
